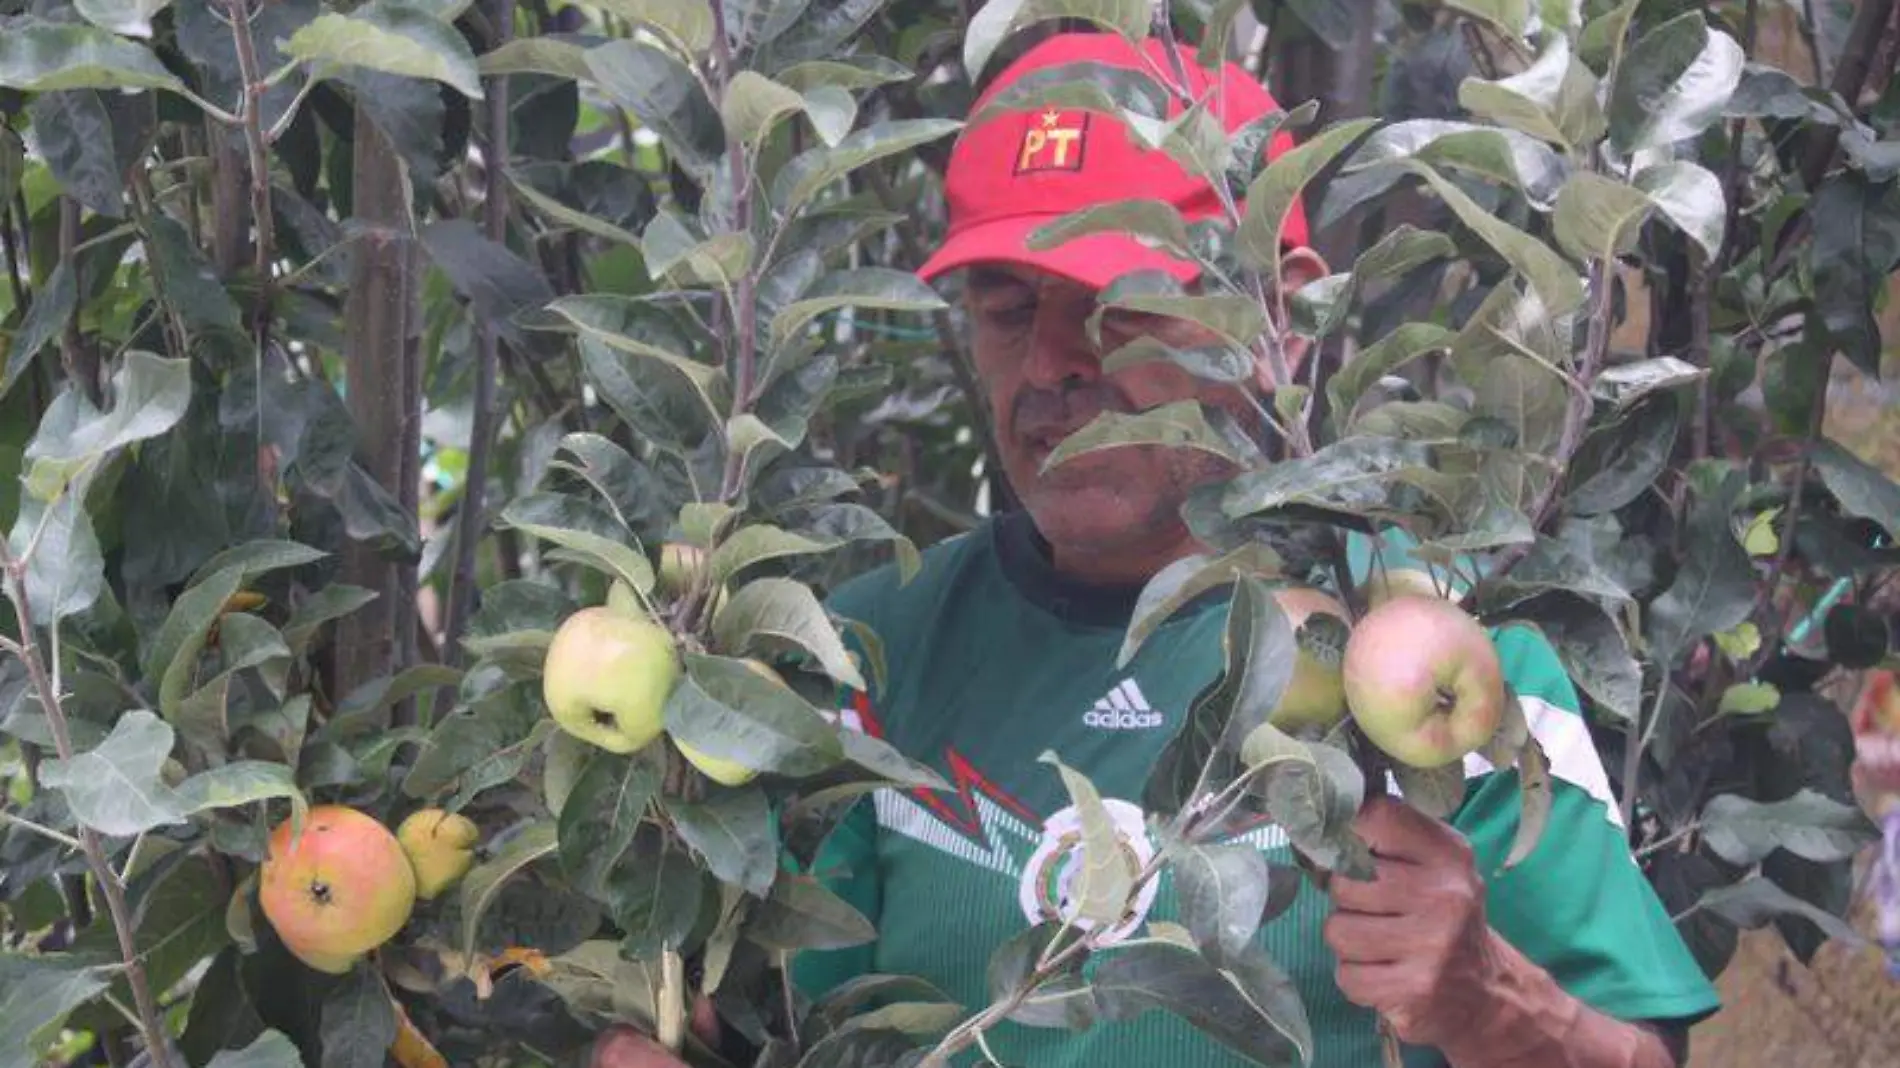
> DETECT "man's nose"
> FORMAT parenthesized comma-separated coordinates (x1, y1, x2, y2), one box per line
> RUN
(1020, 299, 1101, 389)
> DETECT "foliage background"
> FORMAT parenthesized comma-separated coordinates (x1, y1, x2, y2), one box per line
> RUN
(1, 0, 1898, 1067)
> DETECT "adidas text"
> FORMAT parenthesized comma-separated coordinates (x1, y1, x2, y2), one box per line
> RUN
(1083, 709, 1164, 729)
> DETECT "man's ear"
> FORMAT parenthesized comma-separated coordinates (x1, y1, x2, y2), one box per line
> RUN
(1253, 246, 1332, 392)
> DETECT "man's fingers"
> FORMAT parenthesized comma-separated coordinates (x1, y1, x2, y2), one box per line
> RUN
(1332, 960, 1412, 1013)
(590, 1026, 687, 1068)
(1323, 909, 1427, 964)
(1353, 796, 1471, 867)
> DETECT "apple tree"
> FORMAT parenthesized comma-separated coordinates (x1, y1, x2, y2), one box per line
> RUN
(1, 1, 1898, 1067)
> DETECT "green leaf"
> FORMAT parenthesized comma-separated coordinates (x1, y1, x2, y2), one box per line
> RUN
(749, 873, 876, 951)
(1392, 762, 1469, 820)
(1044, 401, 1249, 474)
(282, 585, 378, 655)
(73, 0, 171, 39)
(1101, 338, 1255, 384)
(1168, 840, 1271, 964)
(548, 295, 726, 408)
(0, 957, 114, 1068)
(593, 0, 716, 53)
(185, 539, 328, 589)
(769, 267, 946, 346)
(1607, 11, 1744, 155)
(963, 0, 1149, 82)
(318, 962, 398, 1068)
(1035, 751, 1135, 929)
(1236, 118, 1377, 268)
(1442, 0, 1529, 35)
(1120, 542, 1283, 668)
(1326, 322, 1456, 425)
(778, 55, 914, 93)
(772, 119, 962, 217)
(1591, 356, 1707, 412)
(967, 59, 1173, 129)
(1242, 723, 1370, 875)
(1394, 159, 1585, 314)
(24, 351, 192, 501)
(1644, 474, 1754, 663)
(1091, 940, 1311, 1067)
(1552, 171, 1659, 263)
(458, 821, 559, 963)
(1632, 161, 1726, 261)
(1027, 199, 1196, 261)
(712, 577, 865, 691)
(586, 39, 725, 178)
(477, 37, 593, 79)
(1811, 439, 1900, 543)
(2, 260, 75, 400)
(282, 1, 484, 99)
(147, 565, 246, 717)
(1566, 396, 1681, 521)
(39, 709, 181, 837)
(1807, 172, 1900, 376)
(1457, 33, 1605, 150)
(670, 784, 778, 895)
(557, 746, 662, 899)
(707, 524, 837, 587)
(5, 479, 105, 624)
(173, 761, 305, 819)
(1700, 789, 1878, 867)
(1339, 119, 1568, 208)
(500, 491, 656, 595)
(1682, 874, 1870, 951)
(1715, 682, 1781, 718)
(0, 20, 186, 92)
(1504, 723, 1552, 869)
(664, 652, 844, 776)
(607, 826, 707, 959)
(722, 70, 804, 148)
(1089, 274, 1266, 351)
(204, 1030, 303, 1068)
(1221, 437, 1455, 531)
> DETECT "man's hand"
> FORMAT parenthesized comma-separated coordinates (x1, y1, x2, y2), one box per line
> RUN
(1321, 795, 1505, 1051)
(1322, 797, 1681, 1068)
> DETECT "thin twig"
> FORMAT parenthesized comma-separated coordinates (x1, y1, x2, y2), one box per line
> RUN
(1, 197, 27, 315)
(225, 0, 278, 357)
(0, 807, 85, 851)
(440, 0, 516, 673)
(1748, 370, 1832, 666)
(0, 543, 174, 1068)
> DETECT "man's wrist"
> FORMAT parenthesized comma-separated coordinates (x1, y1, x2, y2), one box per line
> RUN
(1434, 929, 1672, 1068)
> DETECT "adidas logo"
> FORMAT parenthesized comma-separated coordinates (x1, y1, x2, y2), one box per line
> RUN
(1083, 679, 1164, 731)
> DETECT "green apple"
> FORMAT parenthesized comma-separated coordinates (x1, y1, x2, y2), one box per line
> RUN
(542, 606, 681, 754)
(1267, 585, 1351, 735)
(1341, 594, 1505, 769)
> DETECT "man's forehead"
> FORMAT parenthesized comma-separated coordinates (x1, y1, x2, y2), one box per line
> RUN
(961, 262, 1204, 298)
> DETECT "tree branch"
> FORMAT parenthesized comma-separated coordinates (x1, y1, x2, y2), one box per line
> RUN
(1798, 0, 1896, 191)
(0, 543, 173, 1068)
(58, 198, 100, 407)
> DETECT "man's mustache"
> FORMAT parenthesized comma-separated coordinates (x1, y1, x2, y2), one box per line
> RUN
(1010, 382, 1132, 437)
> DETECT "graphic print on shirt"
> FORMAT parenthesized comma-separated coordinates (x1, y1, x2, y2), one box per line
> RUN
(843, 686, 1290, 942)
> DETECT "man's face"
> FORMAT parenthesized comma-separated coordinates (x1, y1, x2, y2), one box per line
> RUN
(963, 262, 1310, 572)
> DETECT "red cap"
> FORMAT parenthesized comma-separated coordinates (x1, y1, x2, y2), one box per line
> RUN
(919, 32, 1309, 290)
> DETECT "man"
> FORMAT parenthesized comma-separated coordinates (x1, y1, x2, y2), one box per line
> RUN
(598, 29, 1721, 1068)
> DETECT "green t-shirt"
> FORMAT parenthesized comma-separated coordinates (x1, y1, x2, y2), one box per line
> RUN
(794, 512, 1719, 1067)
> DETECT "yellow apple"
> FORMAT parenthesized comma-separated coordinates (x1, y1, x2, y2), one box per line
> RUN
(542, 606, 680, 754)
(258, 805, 416, 974)
(1267, 585, 1351, 735)
(396, 808, 480, 901)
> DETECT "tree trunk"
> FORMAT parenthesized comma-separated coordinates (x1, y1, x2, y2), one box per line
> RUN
(334, 108, 418, 714)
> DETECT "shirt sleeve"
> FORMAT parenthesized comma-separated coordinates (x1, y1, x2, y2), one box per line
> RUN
(1449, 623, 1722, 1026)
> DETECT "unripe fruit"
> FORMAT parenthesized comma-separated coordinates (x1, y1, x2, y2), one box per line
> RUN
(1342, 595, 1506, 769)
(259, 805, 416, 974)
(542, 606, 681, 754)
(658, 543, 708, 598)
(1267, 585, 1351, 735)
(396, 808, 480, 901)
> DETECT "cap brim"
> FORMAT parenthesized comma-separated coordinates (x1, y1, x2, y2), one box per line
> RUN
(916, 213, 1202, 291)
